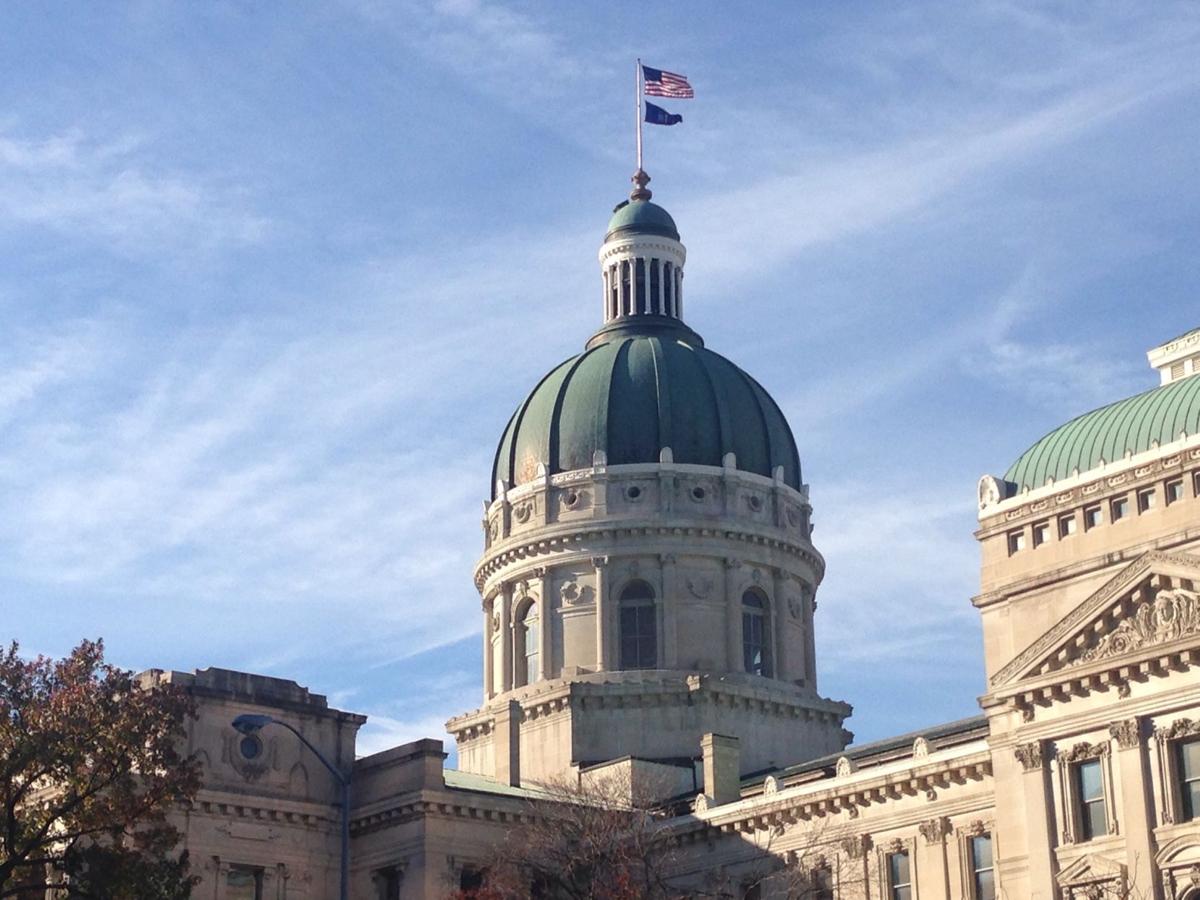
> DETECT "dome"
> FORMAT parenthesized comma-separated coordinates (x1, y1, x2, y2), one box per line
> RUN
(605, 199, 679, 241)
(1004, 373, 1200, 492)
(492, 322, 802, 498)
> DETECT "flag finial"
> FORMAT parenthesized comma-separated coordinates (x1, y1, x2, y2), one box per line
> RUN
(630, 168, 652, 201)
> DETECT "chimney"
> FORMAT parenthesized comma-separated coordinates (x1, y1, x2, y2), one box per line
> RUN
(494, 700, 522, 787)
(701, 732, 740, 806)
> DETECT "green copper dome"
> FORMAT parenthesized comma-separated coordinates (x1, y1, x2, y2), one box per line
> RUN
(605, 199, 679, 241)
(492, 323, 802, 498)
(1005, 373, 1200, 492)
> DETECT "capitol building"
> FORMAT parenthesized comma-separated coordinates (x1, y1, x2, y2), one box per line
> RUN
(150, 170, 1200, 899)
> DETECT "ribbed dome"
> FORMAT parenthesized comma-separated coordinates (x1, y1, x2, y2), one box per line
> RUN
(1005, 372, 1200, 492)
(492, 323, 802, 498)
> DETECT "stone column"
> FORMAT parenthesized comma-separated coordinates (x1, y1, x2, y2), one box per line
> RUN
(536, 568, 551, 680)
(917, 818, 952, 900)
(1110, 719, 1156, 896)
(771, 568, 788, 681)
(593, 557, 610, 671)
(482, 601, 494, 700)
(1000, 739, 1057, 899)
(661, 554, 678, 668)
(724, 558, 742, 672)
(498, 584, 513, 693)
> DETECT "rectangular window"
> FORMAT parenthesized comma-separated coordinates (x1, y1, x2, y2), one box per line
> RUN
(888, 852, 912, 900)
(1084, 505, 1103, 530)
(1059, 514, 1077, 538)
(226, 867, 264, 900)
(1033, 521, 1050, 547)
(377, 867, 402, 900)
(1111, 496, 1129, 522)
(1167, 479, 1185, 506)
(1177, 739, 1200, 822)
(971, 834, 995, 900)
(1007, 530, 1025, 555)
(1075, 759, 1108, 840)
(1137, 488, 1156, 513)
(619, 603, 657, 669)
(813, 867, 834, 900)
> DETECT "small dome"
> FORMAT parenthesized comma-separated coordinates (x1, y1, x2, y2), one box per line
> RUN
(492, 323, 802, 498)
(605, 199, 679, 241)
(1005, 373, 1200, 491)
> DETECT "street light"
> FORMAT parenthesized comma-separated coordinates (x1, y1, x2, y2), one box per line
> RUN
(232, 714, 350, 900)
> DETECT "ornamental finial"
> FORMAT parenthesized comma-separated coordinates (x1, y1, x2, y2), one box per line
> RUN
(630, 168, 652, 201)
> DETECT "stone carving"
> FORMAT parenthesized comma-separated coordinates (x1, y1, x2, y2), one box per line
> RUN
(966, 819, 989, 837)
(746, 494, 763, 512)
(752, 568, 763, 585)
(1154, 718, 1200, 742)
(918, 817, 950, 845)
(787, 595, 801, 618)
(977, 475, 1004, 510)
(838, 834, 870, 859)
(1078, 589, 1200, 665)
(1014, 741, 1045, 771)
(513, 502, 532, 523)
(762, 775, 779, 795)
(1058, 741, 1110, 763)
(694, 793, 709, 813)
(885, 837, 905, 854)
(686, 575, 714, 599)
(912, 737, 930, 759)
(835, 756, 856, 778)
(1109, 718, 1140, 750)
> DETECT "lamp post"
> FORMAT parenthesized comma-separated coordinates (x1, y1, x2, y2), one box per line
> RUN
(232, 714, 350, 900)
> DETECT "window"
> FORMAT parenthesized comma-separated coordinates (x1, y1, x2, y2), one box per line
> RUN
(649, 258, 661, 313)
(460, 868, 486, 892)
(1137, 488, 1156, 513)
(1033, 521, 1050, 547)
(514, 601, 539, 687)
(1111, 496, 1129, 522)
(813, 866, 834, 900)
(663, 262, 674, 315)
(620, 261, 632, 316)
(888, 851, 912, 900)
(1007, 530, 1025, 555)
(619, 581, 657, 669)
(1177, 739, 1200, 822)
(1084, 505, 1103, 530)
(1075, 759, 1108, 840)
(970, 834, 995, 900)
(376, 866, 402, 900)
(226, 866, 264, 900)
(634, 258, 647, 312)
(1167, 479, 1185, 506)
(1059, 514, 1077, 538)
(742, 590, 772, 676)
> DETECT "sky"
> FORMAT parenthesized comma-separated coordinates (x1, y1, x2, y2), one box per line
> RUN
(2, 2, 1199, 759)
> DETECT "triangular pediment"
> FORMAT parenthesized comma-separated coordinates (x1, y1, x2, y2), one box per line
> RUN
(1056, 851, 1126, 889)
(990, 551, 1200, 690)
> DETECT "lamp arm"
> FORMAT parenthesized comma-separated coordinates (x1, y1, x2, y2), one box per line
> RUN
(271, 719, 350, 787)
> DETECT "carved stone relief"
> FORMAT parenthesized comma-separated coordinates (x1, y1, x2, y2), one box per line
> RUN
(1108, 718, 1140, 750)
(1014, 741, 1045, 771)
(918, 817, 950, 845)
(1079, 589, 1200, 665)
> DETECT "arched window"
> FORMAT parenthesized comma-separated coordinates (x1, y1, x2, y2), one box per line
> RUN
(619, 580, 657, 670)
(742, 590, 772, 677)
(515, 601, 539, 686)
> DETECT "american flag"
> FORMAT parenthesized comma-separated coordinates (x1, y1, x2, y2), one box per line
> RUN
(642, 65, 694, 99)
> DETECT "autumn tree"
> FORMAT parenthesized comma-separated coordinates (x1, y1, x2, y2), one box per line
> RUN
(0, 639, 200, 898)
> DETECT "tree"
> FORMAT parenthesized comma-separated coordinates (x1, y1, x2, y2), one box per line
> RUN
(0, 639, 200, 898)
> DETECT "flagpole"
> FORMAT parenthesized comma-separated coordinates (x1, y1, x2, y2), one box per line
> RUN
(635, 58, 643, 173)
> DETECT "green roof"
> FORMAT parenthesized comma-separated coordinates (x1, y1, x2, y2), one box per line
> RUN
(605, 200, 679, 241)
(492, 323, 802, 498)
(1005, 374, 1200, 492)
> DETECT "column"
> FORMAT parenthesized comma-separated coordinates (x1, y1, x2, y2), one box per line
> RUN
(593, 557, 610, 671)
(661, 554, 678, 667)
(1110, 719, 1156, 896)
(999, 739, 1057, 898)
(536, 568, 551, 680)
(498, 584, 513, 693)
(771, 569, 788, 681)
(602, 268, 610, 320)
(724, 558, 742, 672)
(917, 818, 952, 900)
(676, 269, 683, 319)
(482, 603, 494, 700)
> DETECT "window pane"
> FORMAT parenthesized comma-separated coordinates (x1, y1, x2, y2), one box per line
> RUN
(892, 887, 911, 900)
(227, 868, 262, 900)
(975, 869, 995, 900)
(971, 835, 992, 870)
(1179, 739, 1200, 779)
(889, 852, 909, 884)
(1184, 781, 1200, 822)
(1085, 798, 1108, 838)
(1078, 760, 1103, 801)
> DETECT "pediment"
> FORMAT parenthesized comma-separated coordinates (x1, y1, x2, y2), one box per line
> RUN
(1056, 851, 1126, 889)
(991, 551, 1200, 690)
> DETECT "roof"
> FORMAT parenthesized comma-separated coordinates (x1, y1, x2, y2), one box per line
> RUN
(491, 324, 803, 497)
(1005, 372, 1200, 492)
(605, 199, 679, 241)
(443, 769, 548, 799)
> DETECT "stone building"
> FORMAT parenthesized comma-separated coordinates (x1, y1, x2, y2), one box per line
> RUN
(159, 172, 1200, 899)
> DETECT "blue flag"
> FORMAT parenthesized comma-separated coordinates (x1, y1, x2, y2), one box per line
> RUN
(644, 101, 682, 126)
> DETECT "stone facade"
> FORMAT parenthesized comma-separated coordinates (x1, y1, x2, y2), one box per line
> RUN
(158, 179, 1200, 898)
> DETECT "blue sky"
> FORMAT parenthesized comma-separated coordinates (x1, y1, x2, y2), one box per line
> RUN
(2, 2, 1199, 758)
